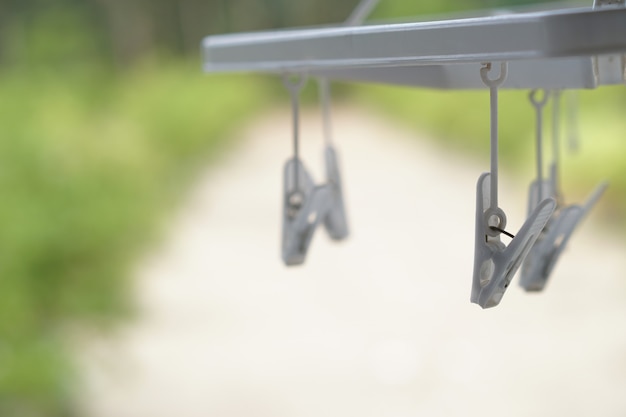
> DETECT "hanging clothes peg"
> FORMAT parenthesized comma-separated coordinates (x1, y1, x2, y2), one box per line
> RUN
(520, 187, 606, 291)
(282, 74, 332, 266)
(282, 159, 332, 265)
(318, 78, 349, 241)
(471, 63, 556, 309)
(520, 90, 608, 291)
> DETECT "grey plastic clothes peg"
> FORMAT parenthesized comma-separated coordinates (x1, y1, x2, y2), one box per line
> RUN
(282, 158, 332, 265)
(281, 73, 324, 266)
(281, 74, 348, 265)
(281, 146, 347, 265)
(471, 64, 556, 309)
(520, 182, 607, 291)
(520, 89, 607, 291)
(471, 173, 556, 308)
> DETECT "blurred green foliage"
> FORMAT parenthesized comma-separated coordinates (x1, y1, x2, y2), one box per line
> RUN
(0, 61, 267, 415)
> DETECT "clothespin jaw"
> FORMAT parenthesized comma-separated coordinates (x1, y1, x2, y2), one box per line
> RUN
(520, 205, 582, 291)
(527, 179, 555, 216)
(282, 158, 331, 266)
(323, 145, 349, 241)
(520, 181, 607, 291)
(471, 173, 556, 308)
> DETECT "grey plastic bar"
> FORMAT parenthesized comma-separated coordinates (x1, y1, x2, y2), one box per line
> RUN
(307, 58, 597, 89)
(203, 7, 626, 89)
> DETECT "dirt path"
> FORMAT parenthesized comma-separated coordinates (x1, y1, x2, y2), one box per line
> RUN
(80, 106, 626, 417)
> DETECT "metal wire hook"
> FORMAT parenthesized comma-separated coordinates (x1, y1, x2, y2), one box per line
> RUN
(480, 62, 508, 88)
(282, 73, 308, 93)
(529, 88, 549, 108)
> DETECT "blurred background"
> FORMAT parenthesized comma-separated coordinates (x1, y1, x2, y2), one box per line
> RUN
(0, 0, 625, 416)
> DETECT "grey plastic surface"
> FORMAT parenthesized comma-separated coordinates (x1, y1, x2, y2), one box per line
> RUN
(323, 146, 349, 240)
(203, 7, 626, 89)
(307, 58, 597, 90)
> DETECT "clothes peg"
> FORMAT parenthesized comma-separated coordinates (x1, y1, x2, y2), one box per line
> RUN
(471, 63, 556, 309)
(318, 78, 349, 241)
(282, 158, 332, 265)
(281, 74, 332, 266)
(472, 173, 556, 308)
(520, 89, 607, 291)
(520, 182, 607, 291)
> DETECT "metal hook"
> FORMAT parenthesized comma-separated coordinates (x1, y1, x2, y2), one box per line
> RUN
(529, 89, 549, 107)
(282, 73, 308, 93)
(480, 62, 508, 88)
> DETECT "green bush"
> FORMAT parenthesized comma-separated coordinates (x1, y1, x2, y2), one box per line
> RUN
(0, 62, 268, 416)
